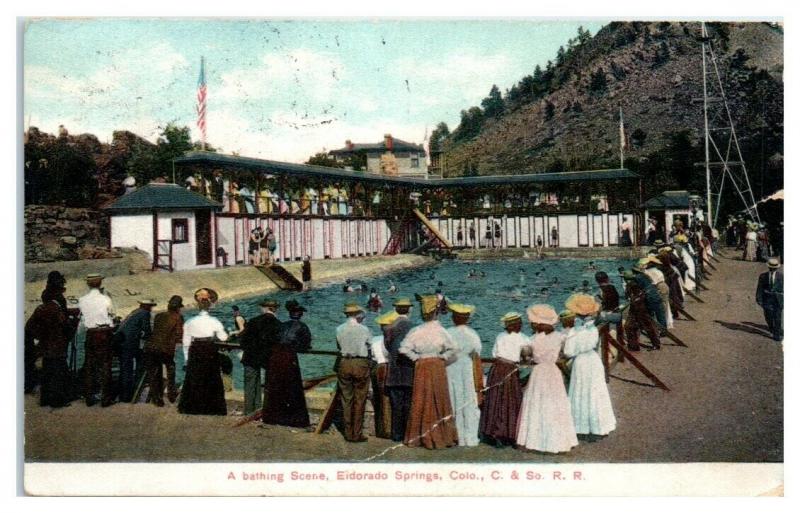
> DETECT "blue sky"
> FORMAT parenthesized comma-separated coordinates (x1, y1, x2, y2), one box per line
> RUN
(24, 19, 605, 162)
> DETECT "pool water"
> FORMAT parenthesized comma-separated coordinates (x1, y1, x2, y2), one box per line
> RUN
(199, 257, 635, 388)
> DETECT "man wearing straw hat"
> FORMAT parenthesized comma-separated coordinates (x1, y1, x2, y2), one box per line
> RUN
(116, 298, 156, 403)
(631, 261, 668, 332)
(336, 303, 373, 442)
(78, 273, 116, 407)
(384, 297, 415, 442)
(756, 258, 784, 341)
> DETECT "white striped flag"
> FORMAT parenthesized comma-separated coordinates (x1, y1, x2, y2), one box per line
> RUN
(197, 57, 207, 150)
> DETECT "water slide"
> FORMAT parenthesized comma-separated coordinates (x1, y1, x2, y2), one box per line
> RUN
(412, 208, 452, 249)
(255, 264, 304, 291)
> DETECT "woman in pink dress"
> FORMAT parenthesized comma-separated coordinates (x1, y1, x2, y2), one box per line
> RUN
(516, 304, 578, 453)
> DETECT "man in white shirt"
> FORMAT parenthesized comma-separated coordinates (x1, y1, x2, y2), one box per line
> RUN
(336, 303, 373, 442)
(78, 273, 116, 407)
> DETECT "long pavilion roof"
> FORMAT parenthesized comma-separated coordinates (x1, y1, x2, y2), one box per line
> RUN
(174, 151, 639, 188)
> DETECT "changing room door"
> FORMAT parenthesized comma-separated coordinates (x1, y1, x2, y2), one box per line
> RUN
(195, 210, 213, 265)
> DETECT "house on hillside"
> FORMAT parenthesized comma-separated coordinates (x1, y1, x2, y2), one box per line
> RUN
(329, 134, 428, 177)
(104, 183, 222, 272)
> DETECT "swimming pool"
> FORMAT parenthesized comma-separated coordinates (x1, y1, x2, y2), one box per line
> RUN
(201, 256, 636, 388)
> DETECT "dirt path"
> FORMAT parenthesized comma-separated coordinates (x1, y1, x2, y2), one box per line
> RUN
(24, 249, 782, 463)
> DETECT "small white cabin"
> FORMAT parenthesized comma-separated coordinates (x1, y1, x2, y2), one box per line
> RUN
(104, 183, 222, 271)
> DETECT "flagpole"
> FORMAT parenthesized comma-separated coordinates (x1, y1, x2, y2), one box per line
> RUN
(619, 105, 624, 169)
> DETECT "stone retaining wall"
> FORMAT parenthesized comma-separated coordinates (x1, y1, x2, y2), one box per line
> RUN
(25, 205, 114, 262)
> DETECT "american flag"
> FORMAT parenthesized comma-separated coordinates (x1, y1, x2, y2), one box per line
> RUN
(196, 57, 207, 150)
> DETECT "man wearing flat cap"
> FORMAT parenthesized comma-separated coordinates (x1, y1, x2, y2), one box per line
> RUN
(144, 296, 184, 406)
(336, 303, 373, 442)
(384, 297, 415, 442)
(78, 274, 116, 407)
(116, 298, 156, 403)
(239, 299, 282, 416)
(756, 258, 783, 341)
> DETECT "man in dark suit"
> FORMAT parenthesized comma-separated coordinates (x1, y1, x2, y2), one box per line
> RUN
(238, 299, 282, 416)
(756, 258, 783, 341)
(384, 298, 415, 442)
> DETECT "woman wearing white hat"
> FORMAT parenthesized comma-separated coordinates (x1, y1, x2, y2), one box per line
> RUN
(516, 304, 578, 453)
(562, 295, 616, 438)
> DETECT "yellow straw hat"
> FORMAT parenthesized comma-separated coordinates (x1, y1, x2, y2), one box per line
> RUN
(417, 295, 439, 315)
(448, 303, 476, 315)
(376, 310, 399, 326)
(526, 304, 559, 325)
(392, 297, 412, 307)
(501, 312, 522, 324)
(559, 309, 576, 320)
(565, 293, 600, 316)
(674, 234, 688, 244)
(343, 302, 363, 314)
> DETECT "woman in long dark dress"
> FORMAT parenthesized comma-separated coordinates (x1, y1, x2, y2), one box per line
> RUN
(262, 300, 312, 428)
(178, 288, 228, 416)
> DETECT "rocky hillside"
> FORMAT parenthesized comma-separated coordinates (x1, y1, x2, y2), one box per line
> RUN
(439, 22, 784, 181)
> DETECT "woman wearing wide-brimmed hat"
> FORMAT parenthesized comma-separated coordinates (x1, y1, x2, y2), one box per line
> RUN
(444, 303, 483, 447)
(262, 300, 313, 428)
(562, 294, 616, 438)
(479, 312, 527, 447)
(516, 304, 578, 453)
(179, 288, 228, 416)
(399, 295, 459, 449)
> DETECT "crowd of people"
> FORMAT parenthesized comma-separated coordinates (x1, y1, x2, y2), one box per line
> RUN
(24, 213, 783, 453)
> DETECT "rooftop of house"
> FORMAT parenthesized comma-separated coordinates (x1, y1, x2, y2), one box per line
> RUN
(103, 183, 222, 213)
(329, 134, 426, 156)
(642, 190, 706, 209)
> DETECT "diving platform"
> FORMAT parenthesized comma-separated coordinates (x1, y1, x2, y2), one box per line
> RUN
(412, 208, 452, 249)
(255, 264, 304, 291)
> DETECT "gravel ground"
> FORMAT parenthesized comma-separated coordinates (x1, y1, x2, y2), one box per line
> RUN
(24, 248, 782, 463)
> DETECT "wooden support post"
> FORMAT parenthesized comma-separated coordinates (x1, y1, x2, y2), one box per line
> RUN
(675, 304, 697, 321)
(697, 282, 710, 291)
(662, 330, 688, 347)
(605, 336, 671, 392)
(600, 326, 611, 383)
(685, 289, 705, 303)
(315, 384, 341, 435)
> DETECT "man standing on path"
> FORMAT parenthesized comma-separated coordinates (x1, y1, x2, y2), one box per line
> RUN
(143, 295, 184, 406)
(117, 299, 155, 403)
(239, 299, 281, 416)
(78, 274, 116, 407)
(756, 258, 784, 341)
(384, 297, 415, 442)
(336, 303, 373, 442)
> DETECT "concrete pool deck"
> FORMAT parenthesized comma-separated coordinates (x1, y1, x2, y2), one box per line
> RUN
(24, 248, 783, 464)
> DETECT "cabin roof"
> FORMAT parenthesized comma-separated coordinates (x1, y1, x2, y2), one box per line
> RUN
(642, 190, 706, 210)
(329, 138, 426, 156)
(174, 152, 639, 188)
(103, 183, 222, 213)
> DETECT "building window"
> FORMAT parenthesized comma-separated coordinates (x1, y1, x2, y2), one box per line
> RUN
(411, 154, 420, 168)
(172, 218, 189, 243)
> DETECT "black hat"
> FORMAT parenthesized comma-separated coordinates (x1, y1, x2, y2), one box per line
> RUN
(46, 270, 66, 288)
(260, 299, 279, 308)
(285, 299, 307, 312)
(167, 295, 184, 309)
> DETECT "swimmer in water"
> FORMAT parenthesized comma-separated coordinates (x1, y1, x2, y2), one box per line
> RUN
(343, 278, 355, 293)
(581, 279, 591, 293)
(552, 277, 559, 285)
(388, 280, 398, 294)
(367, 288, 383, 312)
(538, 287, 550, 298)
(585, 261, 598, 271)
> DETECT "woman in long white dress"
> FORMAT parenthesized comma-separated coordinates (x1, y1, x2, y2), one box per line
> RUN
(516, 304, 578, 453)
(563, 294, 616, 437)
(744, 224, 758, 261)
(445, 304, 482, 447)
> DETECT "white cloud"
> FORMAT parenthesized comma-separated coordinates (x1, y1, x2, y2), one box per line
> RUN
(392, 52, 515, 105)
(216, 48, 344, 105)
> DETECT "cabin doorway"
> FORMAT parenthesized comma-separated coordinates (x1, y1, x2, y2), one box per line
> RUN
(195, 210, 213, 265)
